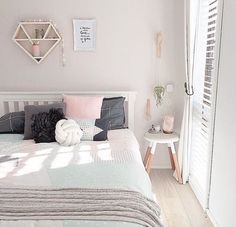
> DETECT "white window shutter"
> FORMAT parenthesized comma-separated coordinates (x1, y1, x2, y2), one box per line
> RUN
(189, 0, 220, 209)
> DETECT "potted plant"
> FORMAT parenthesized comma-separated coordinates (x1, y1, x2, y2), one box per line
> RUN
(154, 85, 165, 106)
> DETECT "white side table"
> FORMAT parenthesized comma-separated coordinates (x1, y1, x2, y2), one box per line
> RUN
(143, 132, 182, 183)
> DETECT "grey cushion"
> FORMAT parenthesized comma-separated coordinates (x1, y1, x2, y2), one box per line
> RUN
(100, 97, 125, 130)
(0, 111, 25, 134)
(24, 103, 65, 140)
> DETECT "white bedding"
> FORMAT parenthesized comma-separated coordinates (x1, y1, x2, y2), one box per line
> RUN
(0, 129, 157, 227)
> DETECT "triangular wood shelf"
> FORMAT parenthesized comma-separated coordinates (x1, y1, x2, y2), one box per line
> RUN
(12, 21, 62, 64)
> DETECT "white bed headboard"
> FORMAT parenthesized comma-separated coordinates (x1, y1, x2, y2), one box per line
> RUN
(0, 91, 137, 131)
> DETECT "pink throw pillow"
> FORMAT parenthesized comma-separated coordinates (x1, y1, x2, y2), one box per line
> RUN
(64, 95, 104, 119)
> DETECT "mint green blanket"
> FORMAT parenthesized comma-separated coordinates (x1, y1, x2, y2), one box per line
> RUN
(0, 130, 162, 227)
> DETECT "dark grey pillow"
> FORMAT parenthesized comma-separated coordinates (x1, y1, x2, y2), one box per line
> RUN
(24, 103, 65, 140)
(99, 97, 125, 130)
(0, 111, 25, 134)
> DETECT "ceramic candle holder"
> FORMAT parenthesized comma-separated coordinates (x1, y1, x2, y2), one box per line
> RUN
(153, 124, 161, 132)
(163, 115, 174, 134)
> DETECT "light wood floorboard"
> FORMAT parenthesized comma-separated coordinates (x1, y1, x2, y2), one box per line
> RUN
(150, 169, 213, 227)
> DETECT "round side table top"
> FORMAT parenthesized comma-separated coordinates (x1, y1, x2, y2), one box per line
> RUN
(144, 131, 179, 144)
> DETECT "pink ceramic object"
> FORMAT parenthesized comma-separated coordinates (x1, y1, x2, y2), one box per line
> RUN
(163, 115, 174, 134)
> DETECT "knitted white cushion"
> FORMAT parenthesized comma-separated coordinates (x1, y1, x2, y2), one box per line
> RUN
(55, 119, 83, 146)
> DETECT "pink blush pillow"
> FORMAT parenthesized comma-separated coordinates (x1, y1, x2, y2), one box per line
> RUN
(64, 95, 104, 119)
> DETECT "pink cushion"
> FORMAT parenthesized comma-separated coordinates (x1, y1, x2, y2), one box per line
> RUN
(64, 95, 104, 119)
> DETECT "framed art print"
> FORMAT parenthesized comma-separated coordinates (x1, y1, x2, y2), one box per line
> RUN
(73, 19, 96, 51)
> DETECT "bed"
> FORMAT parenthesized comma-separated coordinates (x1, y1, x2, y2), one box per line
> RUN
(0, 92, 163, 227)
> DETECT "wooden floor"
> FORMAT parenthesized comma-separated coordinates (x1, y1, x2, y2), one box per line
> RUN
(150, 169, 213, 227)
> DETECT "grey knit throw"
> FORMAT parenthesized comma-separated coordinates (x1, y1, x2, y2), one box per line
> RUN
(0, 187, 164, 227)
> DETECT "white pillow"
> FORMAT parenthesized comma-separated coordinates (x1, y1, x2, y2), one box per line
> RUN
(55, 119, 83, 146)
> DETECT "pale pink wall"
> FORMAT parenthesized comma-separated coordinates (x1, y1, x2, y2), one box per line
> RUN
(0, 0, 185, 168)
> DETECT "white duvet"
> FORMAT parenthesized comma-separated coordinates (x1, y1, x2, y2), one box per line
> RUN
(0, 129, 156, 227)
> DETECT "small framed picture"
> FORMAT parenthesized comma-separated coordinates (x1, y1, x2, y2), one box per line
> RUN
(73, 19, 96, 51)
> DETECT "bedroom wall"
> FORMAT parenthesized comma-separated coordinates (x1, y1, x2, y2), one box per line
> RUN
(209, 0, 236, 226)
(0, 0, 185, 168)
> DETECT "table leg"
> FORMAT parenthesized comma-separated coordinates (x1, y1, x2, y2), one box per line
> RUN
(144, 146, 151, 166)
(170, 143, 183, 184)
(168, 146, 175, 170)
(145, 142, 156, 174)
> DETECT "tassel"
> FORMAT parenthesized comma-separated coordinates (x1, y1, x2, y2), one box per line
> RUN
(146, 98, 152, 121)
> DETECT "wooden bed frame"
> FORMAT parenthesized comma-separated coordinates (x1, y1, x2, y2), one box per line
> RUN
(0, 91, 136, 132)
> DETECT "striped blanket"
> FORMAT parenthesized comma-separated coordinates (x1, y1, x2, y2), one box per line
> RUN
(0, 187, 164, 227)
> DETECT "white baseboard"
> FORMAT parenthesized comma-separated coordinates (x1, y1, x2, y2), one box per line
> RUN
(206, 209, 219, 227)
(189, 178, 219, 227)
(189, 176, 207, 209)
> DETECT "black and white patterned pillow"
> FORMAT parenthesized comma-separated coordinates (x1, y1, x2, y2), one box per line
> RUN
(0, 111, 25, 134)
(74, 118, 109, 141)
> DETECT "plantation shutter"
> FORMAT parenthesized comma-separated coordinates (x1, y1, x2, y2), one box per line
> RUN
(189, 0, 220, 209)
